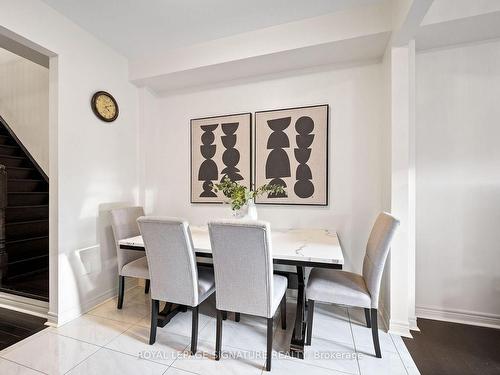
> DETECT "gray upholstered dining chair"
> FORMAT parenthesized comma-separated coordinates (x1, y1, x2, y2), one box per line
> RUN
(137, 217, 216, 354)
(306, 212, 399, 358)
(208, 220, 287, 372)
(110, 206, 150, 309)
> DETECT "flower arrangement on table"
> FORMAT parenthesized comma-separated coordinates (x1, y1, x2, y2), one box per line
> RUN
(212, 176, 286, 215)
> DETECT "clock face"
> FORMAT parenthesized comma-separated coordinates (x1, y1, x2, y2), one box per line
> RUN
(91, 91, 119, 122)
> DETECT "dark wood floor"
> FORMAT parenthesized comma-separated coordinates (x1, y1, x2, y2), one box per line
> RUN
(0, 307, 47, 350)
(403, 318, 500, 375)
(0, 269, 49, 301)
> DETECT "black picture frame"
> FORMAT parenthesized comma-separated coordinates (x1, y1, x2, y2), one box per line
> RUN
(190, 112, 252, 204)
(254, 104, 329, 206)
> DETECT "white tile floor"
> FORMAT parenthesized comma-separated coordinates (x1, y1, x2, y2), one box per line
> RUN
(0, 286, 420, 375)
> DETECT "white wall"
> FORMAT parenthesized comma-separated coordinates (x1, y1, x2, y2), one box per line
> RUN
(0, 49, 49, 173)
(0, 0, 139, 324)
(140, 63, 387, 275)
(416, 39, 500, 328)
(382, 41, 417, 336)
(422, 0, 500, 25)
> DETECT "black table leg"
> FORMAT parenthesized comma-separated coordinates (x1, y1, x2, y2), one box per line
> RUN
(157, 302, 186, 328)
(290, 266, 306, 359)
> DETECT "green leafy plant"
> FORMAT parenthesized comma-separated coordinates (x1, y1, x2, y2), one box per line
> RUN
(212, 176, 286, 211)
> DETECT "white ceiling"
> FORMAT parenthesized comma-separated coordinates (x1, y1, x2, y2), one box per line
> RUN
(41, 0, 383, 59)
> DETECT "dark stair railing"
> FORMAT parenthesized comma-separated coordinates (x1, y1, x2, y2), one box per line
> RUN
(0, 114, 49, 301)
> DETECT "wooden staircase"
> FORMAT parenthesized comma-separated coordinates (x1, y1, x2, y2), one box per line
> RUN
(0, 115, 49, 301)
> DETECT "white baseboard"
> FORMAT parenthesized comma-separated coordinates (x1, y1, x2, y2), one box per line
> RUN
(52, 287, 118, 326)
(54, 277, 140, 326)
(0, 292, 49, 318)
(416, 306, 500, 330)
(408, 316, 420, 331)
(46, 311, 58, 327)
(389, 318, 412, 338)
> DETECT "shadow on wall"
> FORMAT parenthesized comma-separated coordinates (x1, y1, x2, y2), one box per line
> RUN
(97, 201, 140, 292)
(60, 201, 138, 324)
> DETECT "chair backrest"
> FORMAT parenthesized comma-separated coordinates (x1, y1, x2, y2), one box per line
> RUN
(110, 206, 145, 273)
(208, 220, 274, 318)
(137, 216, 199, 306)
(362, 212, 400, 308)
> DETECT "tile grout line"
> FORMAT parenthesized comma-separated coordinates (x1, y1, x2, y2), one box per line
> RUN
(46, 325, 179, 369)
(2, 301, 384, 375)
(62, 344, 103, 375)
(389, 333, 412, 375)
(15, 329, 112, 375)
(347, 308, 362, 375)
(280, 356, 359, 375)
(169, 338, 269, 374)
(97, 344, 179, 368)
(51, 325, 131, 348)
(46, 329, 107, 349)
(55, 303, 216, 369)
(273, 305, 361, 375)
(112, 303, 360, 374)
(168, 364, 205, 375)
(85, 310, 149, 325)
(60, 311, 138, 328)
(61, 341, 179, 374)
(0, 327, 51, 358)
(0, 356, 48, 374)
(62, 320, 193, 367)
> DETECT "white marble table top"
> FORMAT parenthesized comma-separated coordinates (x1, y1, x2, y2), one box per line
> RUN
(120, 226, 344, 266)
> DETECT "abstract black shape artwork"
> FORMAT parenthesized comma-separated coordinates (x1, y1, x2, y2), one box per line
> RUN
(265, 117, 290, 198)
(220, 123, 243, 182)
(191, 113, 252, 203)
(294, 116, 315, 198)
(254, 105, 328, 206)
(198, 124, 218, 197)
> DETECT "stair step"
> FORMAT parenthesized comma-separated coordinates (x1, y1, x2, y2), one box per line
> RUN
(0, 155, 31, 168)
(7, 179, 48, 193)
(5, 220, 49, 241)
(7, 192, 49, 206)
(6, 167, 39, 179)
(6, 205, 49, 222)
(8, 254, 48, 266)
(0, 144, 21, 156)
(0, 118, 49, 302)
(5, 257, 49, 284)
(0, 135, 15, 146)
(4, 236, 49, 263)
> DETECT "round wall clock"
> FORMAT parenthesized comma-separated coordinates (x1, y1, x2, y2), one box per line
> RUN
(91, 91, 119, 122)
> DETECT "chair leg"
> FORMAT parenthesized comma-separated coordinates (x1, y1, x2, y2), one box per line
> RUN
(306, 299, 315, 346)
(149, 299, 159, 345)
(215, 309, 223, 360)
(364, 308, 372, 328)
(191, 306, 199, 355)
(117, 275, 125, 309)
(145, 279, 150, 294)
(235, 313, 240, 322)
(280, 294, 286, 330)
(371, 308, 382, 358)
(222, 311, 227, 320)
(266, 317, 273, 371)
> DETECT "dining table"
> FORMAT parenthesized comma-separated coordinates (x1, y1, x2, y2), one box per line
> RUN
(119, 225, 344, 359)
